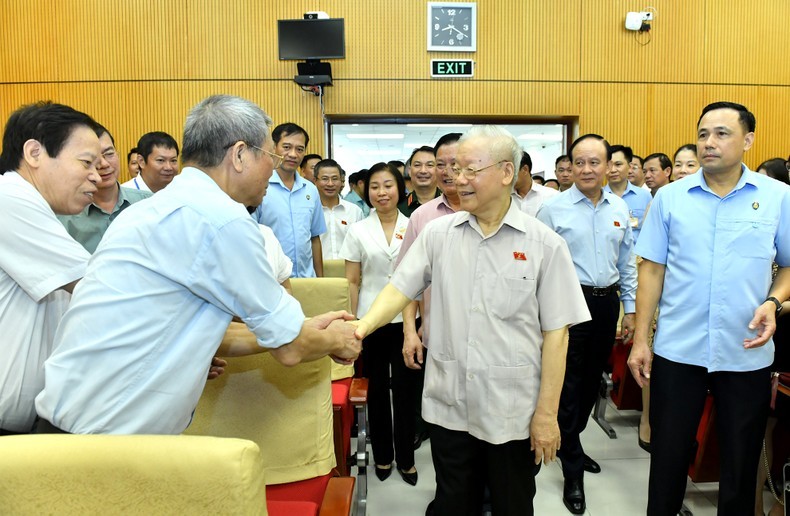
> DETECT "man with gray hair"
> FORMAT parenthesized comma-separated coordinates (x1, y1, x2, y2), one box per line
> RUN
(355, 126, 590, 515)
(35, 95, 361, 435)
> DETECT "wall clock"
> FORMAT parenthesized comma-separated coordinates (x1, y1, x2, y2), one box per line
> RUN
(427, 2, 477, 52)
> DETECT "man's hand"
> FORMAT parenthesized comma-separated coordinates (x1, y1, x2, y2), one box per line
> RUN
(530, 411, 561, 465)
(324, 319, 362, 361)
(627, 337, 652, 388)
(352, 318, 373, 342)
(207, 356, 227, 380)
(306, 310, 356, 330)
(403, 331, 425, 370)
(744, 301, 777, 349)
(620, 313, 635, 345)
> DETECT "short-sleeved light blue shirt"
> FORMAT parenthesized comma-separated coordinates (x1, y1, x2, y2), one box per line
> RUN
(36, 167, 304, 434)
(635, 166, 790, 372)
(253, 172, 326, 277)
(536, 185, 637, 312)
(603, 181, 653, 242)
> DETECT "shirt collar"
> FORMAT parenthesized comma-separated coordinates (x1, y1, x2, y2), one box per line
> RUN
(569, 183, 611, 205)
(269, 170, 305, 191)
(437, 193, 457, 211)
(452, 197, 527, 237)
(133, 174, 150, 191)
(686, 163, 754, 195)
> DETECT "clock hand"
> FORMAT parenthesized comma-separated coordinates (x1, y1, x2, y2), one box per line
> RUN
(442, 25, 453, 31)
(450, 26, 467, 38)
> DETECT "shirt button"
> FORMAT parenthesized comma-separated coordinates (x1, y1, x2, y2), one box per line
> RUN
(387, 274, 392, 279)
(468, 373, 475, 380)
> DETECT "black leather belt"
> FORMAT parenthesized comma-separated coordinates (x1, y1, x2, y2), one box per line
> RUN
(580, 284, 619, 297)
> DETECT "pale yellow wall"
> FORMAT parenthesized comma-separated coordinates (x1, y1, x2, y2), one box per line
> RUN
(1, 0, 787, 182)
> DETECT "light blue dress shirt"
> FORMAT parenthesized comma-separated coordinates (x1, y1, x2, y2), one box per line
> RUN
(635, 165, 790, 372)
(344, 189, 371, 217)
(603, 181, 653, 242)
(537, 185, 637, 313)
(36, 167, 304, 434)
(253, 172, 326, 277)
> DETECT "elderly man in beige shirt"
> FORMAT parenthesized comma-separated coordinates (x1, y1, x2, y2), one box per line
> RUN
(354, 126, 590, 516)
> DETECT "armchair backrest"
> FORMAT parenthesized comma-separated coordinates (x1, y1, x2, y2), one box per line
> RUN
(186, 278, 353, 484)
(0, 434, 266, 515)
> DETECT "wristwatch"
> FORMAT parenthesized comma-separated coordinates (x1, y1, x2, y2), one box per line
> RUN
(765, 296, 783, 316)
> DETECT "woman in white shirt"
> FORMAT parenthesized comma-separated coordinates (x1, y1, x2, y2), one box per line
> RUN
(340, 162, 418, 485)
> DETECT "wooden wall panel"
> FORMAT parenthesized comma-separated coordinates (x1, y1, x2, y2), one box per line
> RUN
(0, 0, 787, 169)
(704, 0, 790, 85)
(581, 0, 707, 83)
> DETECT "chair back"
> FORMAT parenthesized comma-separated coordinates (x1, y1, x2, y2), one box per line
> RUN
(323, 259, 346, 278)
(186, 278, 352, 484)
(0, 434, 266, 515)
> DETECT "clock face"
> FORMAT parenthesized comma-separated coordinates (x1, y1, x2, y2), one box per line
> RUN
(428, 2, 476, 52)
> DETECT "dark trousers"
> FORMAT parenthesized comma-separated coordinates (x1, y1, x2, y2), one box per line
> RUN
(363, 322, 417, 469)
(430, 425, 539, 516)
(32, 417, 69, 434)
(557, 289, 620, 480)
(647, 355, 770, 516)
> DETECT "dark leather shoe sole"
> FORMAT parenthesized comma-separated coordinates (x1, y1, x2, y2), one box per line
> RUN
(563, 496, 586, 515)
(638, 436, 652, 454)
(583, 455, 601, 474)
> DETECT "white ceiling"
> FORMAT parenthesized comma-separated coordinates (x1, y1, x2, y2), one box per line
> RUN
(330, 123, 566, 179)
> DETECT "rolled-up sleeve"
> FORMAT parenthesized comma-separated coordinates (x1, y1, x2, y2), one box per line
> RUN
(190, 217, 304, 349)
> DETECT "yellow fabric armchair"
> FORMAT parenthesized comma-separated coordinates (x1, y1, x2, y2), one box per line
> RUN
(0, 434, 267, 515)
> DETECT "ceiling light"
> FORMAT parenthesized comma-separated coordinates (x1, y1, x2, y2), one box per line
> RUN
(346, 134, 404, 139)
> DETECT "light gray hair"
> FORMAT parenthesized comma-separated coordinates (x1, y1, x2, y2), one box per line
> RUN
(459, 125, 522, 191)
(182, 95, 272, 168)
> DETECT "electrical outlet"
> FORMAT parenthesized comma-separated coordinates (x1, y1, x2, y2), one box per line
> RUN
(641, 11, 653, 21)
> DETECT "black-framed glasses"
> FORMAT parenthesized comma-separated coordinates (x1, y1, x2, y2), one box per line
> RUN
(224, 141, 283, 169)
(448, 160, 508, 180)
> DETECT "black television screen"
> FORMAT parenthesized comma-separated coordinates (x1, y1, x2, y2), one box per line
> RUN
(278, 18, 345, 60)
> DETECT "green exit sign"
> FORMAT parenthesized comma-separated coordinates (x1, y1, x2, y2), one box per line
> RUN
(431, 59, 474, 78)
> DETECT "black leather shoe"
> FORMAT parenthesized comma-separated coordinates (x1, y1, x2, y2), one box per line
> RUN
(583, 454, 601, 474)
(375, 464, 392, 481)
(398, 467, 418, 486)
(563, 478, 586, 514)
(638, 435, 652, 454)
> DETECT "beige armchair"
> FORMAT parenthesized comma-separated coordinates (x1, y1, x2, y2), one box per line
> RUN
(0, 434, 267, 515)
(186, 277, 361, 515)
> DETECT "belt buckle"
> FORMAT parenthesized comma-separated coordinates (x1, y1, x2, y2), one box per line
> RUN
(592, 287, 607, 297)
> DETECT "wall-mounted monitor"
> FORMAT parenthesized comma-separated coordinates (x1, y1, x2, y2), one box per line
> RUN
(278, 18, 345, 61)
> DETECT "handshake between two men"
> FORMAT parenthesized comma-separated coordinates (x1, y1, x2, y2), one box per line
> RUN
(218, 310, 364, 369)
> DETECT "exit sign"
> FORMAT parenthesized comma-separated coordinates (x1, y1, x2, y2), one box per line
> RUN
(431, 59, 474, 78)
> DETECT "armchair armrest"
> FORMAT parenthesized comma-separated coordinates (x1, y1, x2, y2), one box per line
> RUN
(350, 377, 368, 405)
(319, 477, 355, 516)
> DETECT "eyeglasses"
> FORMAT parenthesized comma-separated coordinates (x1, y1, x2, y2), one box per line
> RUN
(224, 141, 284, 169)
(246, 143, 284, 169)
(448, 160, 508, 180)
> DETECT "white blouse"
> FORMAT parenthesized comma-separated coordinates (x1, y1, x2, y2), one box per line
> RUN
(340, 211, 409, 323)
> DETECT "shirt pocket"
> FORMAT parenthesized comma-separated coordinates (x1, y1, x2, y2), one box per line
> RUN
(487, 365, 535, 418)
(424, 357, 460, 406)
(719, 219, 776, 260)
(490, 276, 537, 320)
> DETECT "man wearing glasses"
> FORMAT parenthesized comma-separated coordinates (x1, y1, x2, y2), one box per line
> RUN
(58, 124, 151, 253)
(251, 122, 326, 277)
(35, 95, 361, 435)
(356, 126, 589, 515)
(536, 134, 637, 514)
(315, 158, 363, 260)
